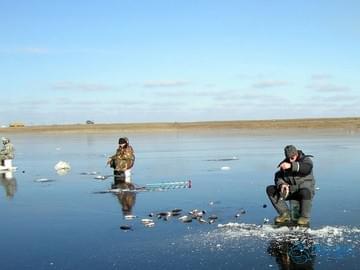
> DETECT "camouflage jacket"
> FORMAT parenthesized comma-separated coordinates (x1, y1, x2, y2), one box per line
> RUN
(110, 146, 135, 171)
(0, 143, 15, 159)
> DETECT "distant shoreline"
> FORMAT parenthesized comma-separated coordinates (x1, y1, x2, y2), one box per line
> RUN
(1, 117, 360, 134)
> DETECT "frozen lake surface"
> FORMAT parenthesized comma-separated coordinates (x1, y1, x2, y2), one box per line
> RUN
(1, 129, 359, 269)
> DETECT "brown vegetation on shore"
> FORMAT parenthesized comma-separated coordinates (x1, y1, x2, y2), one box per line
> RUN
(1, 117, 359, 134)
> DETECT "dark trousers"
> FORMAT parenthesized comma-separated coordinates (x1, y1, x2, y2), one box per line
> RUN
(114, 170, 126, 185)
(266, 185, 313, 218)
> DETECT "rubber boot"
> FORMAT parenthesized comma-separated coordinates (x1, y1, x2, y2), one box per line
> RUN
(297, 217, 310, 226)
(275, 212, 291, 224)
(300, 199, 312, 218)
(290, 200, 301, 221)
(297, 199, 312, 226)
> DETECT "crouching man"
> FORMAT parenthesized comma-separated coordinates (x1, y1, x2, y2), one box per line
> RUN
(266, 145, 315, 226)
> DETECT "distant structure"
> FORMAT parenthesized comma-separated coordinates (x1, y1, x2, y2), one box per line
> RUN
(86, 120, 95, 124)
(9, 122, 25, 127)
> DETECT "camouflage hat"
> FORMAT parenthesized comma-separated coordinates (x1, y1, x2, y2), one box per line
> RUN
(284, 145, 297, 159)
(1, 137, 10, 144)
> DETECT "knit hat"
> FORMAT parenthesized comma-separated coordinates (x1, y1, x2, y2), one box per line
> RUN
(118, 137, 127, 145)
(284, 145, 297, 159)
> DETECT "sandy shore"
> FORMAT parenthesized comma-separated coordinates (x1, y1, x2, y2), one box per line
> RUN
(1, 117, 360, 134)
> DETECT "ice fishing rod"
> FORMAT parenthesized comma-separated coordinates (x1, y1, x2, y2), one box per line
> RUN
(93, 180, 192, 194)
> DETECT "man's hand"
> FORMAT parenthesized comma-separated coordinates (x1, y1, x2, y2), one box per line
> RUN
(280, 184, 290, 199)
(279, 162, 291, 171)
(106, 158, 112, 165)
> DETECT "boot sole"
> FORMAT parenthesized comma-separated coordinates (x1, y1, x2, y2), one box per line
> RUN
(274, 220, 310, 228)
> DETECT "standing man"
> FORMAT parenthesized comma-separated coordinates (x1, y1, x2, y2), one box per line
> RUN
(107, 137, 135, 183)
(266, 145, 315, 226)
(0, 137, 15, 168)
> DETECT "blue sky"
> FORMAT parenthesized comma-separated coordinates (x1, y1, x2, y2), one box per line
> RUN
(1, 0, 359, 125)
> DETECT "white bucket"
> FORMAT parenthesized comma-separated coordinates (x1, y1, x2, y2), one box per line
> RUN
(125, 169, 132, 183)
(5, 171, 13, 179)
(4, 159, 12, 169)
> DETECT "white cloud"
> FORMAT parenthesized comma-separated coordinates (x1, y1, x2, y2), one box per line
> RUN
(252, 80, 289, 88)
(203, 83, 217, 88)
(0, 47, 50, 54)
(307, 82, 350, 92)
(311, 73, 332, 80)
(143, 80, 190, 88)
(321, 95, 359, 102)
(52, 81, 114, 92)
(155, 89, 223, 98)
(20, 47, 49, 54)
(307, 74, 351, 93)
(307, 94, 360, 104)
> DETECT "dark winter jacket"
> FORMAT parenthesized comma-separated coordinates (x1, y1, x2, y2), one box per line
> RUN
(275, 150, 315, 192)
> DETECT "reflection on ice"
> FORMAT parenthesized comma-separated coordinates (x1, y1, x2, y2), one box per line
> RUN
(268, 233, 316, 269)
(185, 222, 360, 266)
(0, 171, 17, 199)
(214, 222, 360, 244)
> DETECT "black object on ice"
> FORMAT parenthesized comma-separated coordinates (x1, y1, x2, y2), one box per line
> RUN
(120, 225, 132, 231)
